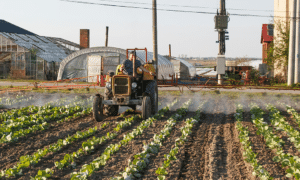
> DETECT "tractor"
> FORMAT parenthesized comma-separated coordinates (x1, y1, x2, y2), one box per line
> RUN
(92, 48, 157, 122)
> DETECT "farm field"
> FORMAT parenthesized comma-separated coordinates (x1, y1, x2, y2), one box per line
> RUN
(1, 92, 300, 179)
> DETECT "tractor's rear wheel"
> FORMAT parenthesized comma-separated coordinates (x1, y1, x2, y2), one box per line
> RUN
(93, 95, 104, 122)
(142, 96, 151, 119)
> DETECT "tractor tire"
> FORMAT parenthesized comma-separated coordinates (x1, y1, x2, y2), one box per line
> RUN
(104, 105, 119, 116)
(93, 95, 104, 122)
(103, 87, 119, 116)
(142, 96, 151, 119)
(151, 91, 158, 115)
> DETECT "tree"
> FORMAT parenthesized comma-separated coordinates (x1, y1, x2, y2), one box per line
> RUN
(265, 20, 290, 81)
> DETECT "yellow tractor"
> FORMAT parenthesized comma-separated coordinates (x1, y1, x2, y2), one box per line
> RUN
(92, 48, 156, 122)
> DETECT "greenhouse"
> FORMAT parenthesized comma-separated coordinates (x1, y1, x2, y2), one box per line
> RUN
(0, 32, 78, 80)
(171, 58, 196, 79)
(57, 47, 175, 82)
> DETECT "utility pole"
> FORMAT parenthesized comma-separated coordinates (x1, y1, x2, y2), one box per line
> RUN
(152, 0, 158, 113)
(105, 26, 109, 47)
(215, 0, 229, 85)
(288, 0, 297, 86)
(218, 0, 226, 55)
(169, 44, 171, 59)
(294, 0, 300, 83)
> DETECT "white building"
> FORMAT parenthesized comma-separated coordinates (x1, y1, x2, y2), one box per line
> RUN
(274, 0, 294, 78)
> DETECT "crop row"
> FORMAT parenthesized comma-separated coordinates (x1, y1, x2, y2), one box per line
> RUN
(250, 103, 300, 179)
(0, 126, 100, 178)
(0, 97, 93, 143)
(155, 101, 205, 180)
(0, 96, 89, 122)
(0, 95, 33, 108)
(112, 99, 192, 180)
(70, 99, 182, 180)
(235, 104, 272, 180)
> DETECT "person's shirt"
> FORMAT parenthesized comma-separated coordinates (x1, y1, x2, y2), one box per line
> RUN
(122, 59, 142, 75)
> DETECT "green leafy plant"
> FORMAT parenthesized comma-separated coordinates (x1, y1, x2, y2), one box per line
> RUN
(70, 99, 179, 180)
(112, 100, 192, 180)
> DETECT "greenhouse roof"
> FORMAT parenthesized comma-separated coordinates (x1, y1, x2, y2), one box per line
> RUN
(0, 20, 36, 35)
(175, 58, 196, 69)
(0, 32, 70, 62)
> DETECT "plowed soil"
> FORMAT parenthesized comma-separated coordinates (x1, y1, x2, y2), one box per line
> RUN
(2, 94, 300, 180)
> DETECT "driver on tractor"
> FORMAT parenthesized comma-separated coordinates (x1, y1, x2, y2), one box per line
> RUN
(120, 51, 157, 114)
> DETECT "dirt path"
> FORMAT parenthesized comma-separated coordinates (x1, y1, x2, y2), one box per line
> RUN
(177, 110, 210, 180)
(178, 98, 250, 180)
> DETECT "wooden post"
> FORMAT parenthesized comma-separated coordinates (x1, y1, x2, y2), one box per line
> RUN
(169, 44, 171, 59)
(152, 0, 158, 113)
(105, 26, 109, 47)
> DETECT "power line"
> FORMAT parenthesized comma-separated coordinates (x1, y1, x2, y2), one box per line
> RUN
(93, 0, 275, 12)
(60, 0, 300, 19)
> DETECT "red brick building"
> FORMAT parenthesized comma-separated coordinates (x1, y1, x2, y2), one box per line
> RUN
(261, 24, 274, 63)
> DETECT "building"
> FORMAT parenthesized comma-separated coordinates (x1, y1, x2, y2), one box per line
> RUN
(0, 20, 79, 80)
(261, 24, 274, 63)
(273, 0, 294, 78)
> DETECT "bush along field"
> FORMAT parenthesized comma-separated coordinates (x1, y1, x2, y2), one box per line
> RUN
(2, 92, 300, 179)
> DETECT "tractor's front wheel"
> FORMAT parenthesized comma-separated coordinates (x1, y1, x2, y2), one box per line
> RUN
(93, 95, 104, 122)
(142, 96, 151, 119)
(104, 105, 119, 116)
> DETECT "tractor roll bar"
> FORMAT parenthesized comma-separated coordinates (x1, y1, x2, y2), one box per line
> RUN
(126, 48, 148, 78)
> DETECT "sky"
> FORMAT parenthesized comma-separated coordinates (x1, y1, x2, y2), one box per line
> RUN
(2, 0, 274, 58)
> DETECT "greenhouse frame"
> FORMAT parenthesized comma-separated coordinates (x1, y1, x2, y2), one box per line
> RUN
(57, 47, 175, 82)
(0, 32, 79, 80)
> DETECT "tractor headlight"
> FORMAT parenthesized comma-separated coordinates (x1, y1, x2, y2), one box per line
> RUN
(106, 82, 111, 89)
(132, 82, 137, 89)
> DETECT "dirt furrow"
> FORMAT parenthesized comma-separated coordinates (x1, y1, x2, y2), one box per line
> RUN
(243, 111, 287, 180)
(139, 113, 195, 180)
(88, 112, 175, 180)
(282, 111, 300, 133)
(177, 113, 209, 180)
(203, 100, 228, 180)
(0, 114, 99, 171)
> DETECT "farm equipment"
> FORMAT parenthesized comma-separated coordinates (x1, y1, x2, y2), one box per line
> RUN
(92, 48, 157, 122)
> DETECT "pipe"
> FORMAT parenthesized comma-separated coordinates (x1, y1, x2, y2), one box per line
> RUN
(288, 0, 297, 86)
(295, 0, 300, 83)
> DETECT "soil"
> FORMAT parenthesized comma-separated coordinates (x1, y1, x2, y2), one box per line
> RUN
(2, 94, 300, 180)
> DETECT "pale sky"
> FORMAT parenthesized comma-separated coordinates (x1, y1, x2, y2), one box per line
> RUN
(2, 0, 274, 58)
